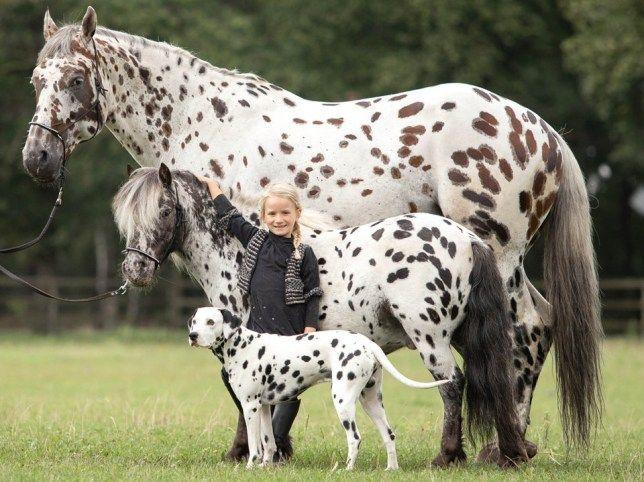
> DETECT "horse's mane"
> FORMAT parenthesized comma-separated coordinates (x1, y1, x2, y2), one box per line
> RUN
(38, 25, 258, 81)
(112, 167, 166, 240)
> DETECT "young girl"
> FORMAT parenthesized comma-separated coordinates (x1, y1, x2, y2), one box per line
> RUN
(198, 177, 323, 461)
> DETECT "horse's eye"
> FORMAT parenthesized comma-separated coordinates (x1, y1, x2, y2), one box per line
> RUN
(207, 319, 215, 326)
(161, 208, 172, 218)
(70, 76, 84, 88)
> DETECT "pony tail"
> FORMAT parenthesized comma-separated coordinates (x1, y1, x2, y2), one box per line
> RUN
(292, 222, 302, 259)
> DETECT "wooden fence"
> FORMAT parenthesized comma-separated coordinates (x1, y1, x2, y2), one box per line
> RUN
(0, 274, 642, 335)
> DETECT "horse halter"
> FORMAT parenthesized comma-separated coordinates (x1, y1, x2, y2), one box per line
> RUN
(123, 184, 184, 270)
(28, 37, 108, 179)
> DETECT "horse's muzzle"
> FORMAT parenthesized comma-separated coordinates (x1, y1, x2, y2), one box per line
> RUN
(22, 134, 63, 184)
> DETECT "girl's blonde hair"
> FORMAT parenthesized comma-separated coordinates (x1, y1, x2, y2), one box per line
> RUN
(259, 183, 304, 258)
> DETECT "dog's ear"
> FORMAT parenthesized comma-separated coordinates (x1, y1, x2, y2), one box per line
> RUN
(221, 309, 242, 329)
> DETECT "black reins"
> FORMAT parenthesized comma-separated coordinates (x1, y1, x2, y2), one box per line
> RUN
(0, 38, 129, 302)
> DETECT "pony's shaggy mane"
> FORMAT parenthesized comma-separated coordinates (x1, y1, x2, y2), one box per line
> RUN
(38, 25, 258, 81)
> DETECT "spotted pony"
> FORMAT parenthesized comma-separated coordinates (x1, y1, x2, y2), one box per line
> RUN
(115, 165, 529, 466)
(25, 7, 602, 462)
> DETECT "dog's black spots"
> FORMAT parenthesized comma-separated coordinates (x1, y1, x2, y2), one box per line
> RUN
(337, 371, 343, 380)
(276, 383, 286, 393)
(297, 376, 304, 384)
(428, 308, 440, 324)
(417, 227, 433, 241)
(318, 257, 326, 265)
(347, 372, 356, 380)
(371, 228, 384, 241)
(352, 247, 362, 257)
(301, 355, 311, 362)
(369, 258, 376, 266)
(341, 352, 355, 367)
(393, 230, 411, 239)
(354, 349, 361, 356)
(440, 291, 451, 308)
(351, 421, 356, 432)
(219, 294, 228, 306)
(425, 334, 435, 348)
(242, 360, 248, 369)
(265, 364, 272, 375)
(285, 359, 291, 365)
(313, 350, 320, 357)
(391, 251, 404, 262)
(448, 242, 457, 258)
(258, 346, 266, 359)
(343, 420, 350, 430)
(426, 282, 436, 291)
(307, 334, 315, 340)
(388, 428, 396, 440)
(267, 374, 274, 384)
(450, 305, 459, 320)
(331, 339, 339, 348)
(385, 248, 393, 257)
(268, 392, 275, 401)
(387, 268, 409, 283)
(440, 236, 448, 248)
(397, 219, 414, 231)
(429, 354, 436, 365)
(280, 365, 290, 374)
(292, 370, 301, 378)
(296, 334, 307, 341)
(269, 382, 277, 390)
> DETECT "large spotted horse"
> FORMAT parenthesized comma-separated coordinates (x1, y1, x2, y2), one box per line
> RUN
(114, 164, 528, 466)
(22, 7, 601, 463)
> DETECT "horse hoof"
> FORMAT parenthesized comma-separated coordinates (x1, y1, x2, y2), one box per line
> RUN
(497, 451, 529, 469)
(525, 439, 538, 459)
(224, 443, 249, 462)
(476, 443, 498, 464)
(431, 450, 466, 467)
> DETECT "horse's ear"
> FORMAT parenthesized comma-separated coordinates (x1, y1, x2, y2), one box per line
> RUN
(158, 163, 172, 188)
(126, 164, 135, 177)
(43, 9, 58, 41)
(81, 6, 97, 42)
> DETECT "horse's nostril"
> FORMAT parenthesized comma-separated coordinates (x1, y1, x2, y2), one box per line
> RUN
(39, 150, 48, 163)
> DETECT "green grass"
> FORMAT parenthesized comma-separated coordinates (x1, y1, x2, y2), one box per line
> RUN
(0, 333, 641, 481)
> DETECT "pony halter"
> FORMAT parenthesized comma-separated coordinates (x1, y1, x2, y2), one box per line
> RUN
(123, 184, 184, 270)
(27, 37, 108, 178)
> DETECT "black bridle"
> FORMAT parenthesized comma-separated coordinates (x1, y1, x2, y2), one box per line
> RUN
(0, 38, 127, 302)
(123, 183, 184, 271)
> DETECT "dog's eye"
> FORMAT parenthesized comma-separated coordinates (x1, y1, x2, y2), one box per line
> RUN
(207, 319, 215, 326)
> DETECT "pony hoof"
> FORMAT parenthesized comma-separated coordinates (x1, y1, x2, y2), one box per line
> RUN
(431, 450, 467, 467)
(476, 443, 498, 464)
(224, 443, 249, 462)
(525, 439, 538, 459)
(497, 452, 529, 469)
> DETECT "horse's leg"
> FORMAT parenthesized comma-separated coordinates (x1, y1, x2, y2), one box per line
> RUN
(220, 368, 249, 461)
(477, 264, 549, 463)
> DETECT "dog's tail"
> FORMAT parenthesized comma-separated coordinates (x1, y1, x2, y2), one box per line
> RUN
(367, 338, 450, 389)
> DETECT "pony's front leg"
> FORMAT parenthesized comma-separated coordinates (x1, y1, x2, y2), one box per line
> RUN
(260, 405, 277, 466)
(242, 402, 263, 468)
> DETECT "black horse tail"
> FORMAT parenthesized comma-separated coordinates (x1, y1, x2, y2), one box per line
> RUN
(461, 242, 525, 458)
(543, 134, 603, 447)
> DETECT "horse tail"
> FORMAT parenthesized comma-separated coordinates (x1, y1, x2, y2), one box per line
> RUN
(367, 338, 450, 389)
(461, 242, 524, 455)
(543, 134, 603, 447)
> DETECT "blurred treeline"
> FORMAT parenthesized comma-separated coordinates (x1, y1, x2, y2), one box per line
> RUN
(0, 1, 642, 325)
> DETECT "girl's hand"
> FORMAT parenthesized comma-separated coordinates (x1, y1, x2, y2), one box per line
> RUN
(197, 176, 223, 199)
(304, 327, 317, 334)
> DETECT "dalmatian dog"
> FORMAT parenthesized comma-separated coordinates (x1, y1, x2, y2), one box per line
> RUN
(188, 307, 449, 470)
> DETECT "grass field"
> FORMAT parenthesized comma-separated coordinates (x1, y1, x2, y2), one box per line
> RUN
(0, 331, 641, 481)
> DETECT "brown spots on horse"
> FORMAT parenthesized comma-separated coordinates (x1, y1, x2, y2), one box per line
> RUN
(373, 166, 384, 175)
(499, 158, 513, 181)
(260, 177, 270, 188)
(398, 146, 411, 158)
(308, 186, 320, 198)
(477, 163, 501, 194)
(293, 118, 306, 124)
(525, 129, 537, 155)
(339, 140, 349, 148)
(473, 88, 492, 102)
(337, 179, 347, 187)
(452, 151, 469, 167)
(519, 191, 532, 214)
(280, 142, 294, 154)
(161, 138, 169, 151)
(469, 210, 510, 245)
(441, 102, 456, 110)
(409, 156, 424, 167)
(371, 148, 381, 158)
(356, 101, 371, 108)
(479, 144, 497, 164)
(211, 97, 228, 118)
(532, 171, 546, 197)
(327, 118, 344, 126)
(263, 115, 271, 122)
(361, 125, 373, 140)
(320, 165, 335, 178)
(199, 142, 209, 152)
(258, 146, 266, 157)
(391, 167, 402, 179)
(402, 125, 426, 135)
(288, 164, 296, 171)
(124, 64, 135, 79)
(505, 106, 522, 134)
(361, 189, 373, 197)
(138, 67, 151, 85)
(400, 134, 418, 146)
(196, 112, 203, 122)
(350, 178, 363, 184)
(466, 148, 483, 161)
(389, 94, 407, 101)
(409, 202, 418, 212)
(527, 215, 540, 240)
(283, 98, 296, 106)
(371, 112, 381, 122)
(472, 113, 498, 137)
(463, 189, 495, 210)
(310, 153, 324, 163)
(210, 159, 225, 178)
(448, 169, 470, 186)
(398, 102, 424, 118)
(161, 105, 173, 121)
(509, 132, 528, 169)
(432, 122, 444, 132)
(238, 99, 250, 107)
(294, 171, 309, 188)
(162, 123, 172, 137)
